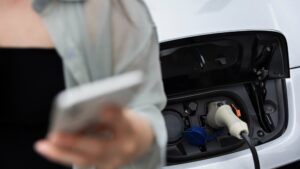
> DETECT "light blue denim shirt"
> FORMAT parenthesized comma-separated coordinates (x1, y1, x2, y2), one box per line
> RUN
(32, 0, 167, 169)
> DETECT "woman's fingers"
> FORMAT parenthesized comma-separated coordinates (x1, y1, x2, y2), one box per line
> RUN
(101, 105, 124, 125)
(49, 133, 110, 158)
(34, 140, 92, 166)
(35, 135, 123, 168)
(34, 106, 152, 169)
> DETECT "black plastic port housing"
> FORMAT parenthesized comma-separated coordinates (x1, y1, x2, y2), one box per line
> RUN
(160, 31, 289, 165)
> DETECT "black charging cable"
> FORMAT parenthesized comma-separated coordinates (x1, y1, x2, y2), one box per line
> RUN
(240, 131, 260, 169)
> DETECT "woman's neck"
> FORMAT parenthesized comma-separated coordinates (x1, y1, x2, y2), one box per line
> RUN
(0, 0, 30, 7)
(0, 0, 54, 48)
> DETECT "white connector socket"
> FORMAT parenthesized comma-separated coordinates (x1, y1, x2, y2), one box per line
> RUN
(207, 102, 249, 139)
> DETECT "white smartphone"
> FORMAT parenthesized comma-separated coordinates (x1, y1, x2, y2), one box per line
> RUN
(49, 71, 143, 134)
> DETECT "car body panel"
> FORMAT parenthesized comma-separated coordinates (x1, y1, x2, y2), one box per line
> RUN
(143, 0, 300, 168)
(144, 0, 300, 68)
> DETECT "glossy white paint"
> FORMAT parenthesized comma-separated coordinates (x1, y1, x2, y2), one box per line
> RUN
(144, 0, 300, 68)
(143, 0, 300, 168)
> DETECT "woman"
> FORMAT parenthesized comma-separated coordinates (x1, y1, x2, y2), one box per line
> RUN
(0, 0, 167, 169)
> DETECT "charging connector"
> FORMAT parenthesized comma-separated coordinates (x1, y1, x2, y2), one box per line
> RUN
(206, 101, 260, 169)
(207, 102, 249, 139)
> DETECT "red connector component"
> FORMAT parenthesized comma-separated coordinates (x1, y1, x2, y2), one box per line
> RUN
(231, 104, 241, 118)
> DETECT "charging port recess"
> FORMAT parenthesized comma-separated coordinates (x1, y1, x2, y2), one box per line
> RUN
(160, 31, 289, 164)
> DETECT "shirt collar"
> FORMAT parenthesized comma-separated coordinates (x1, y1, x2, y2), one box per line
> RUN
(32, 0, 85, 13)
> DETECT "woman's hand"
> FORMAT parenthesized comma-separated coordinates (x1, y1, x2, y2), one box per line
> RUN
(34, 106, 154, 169)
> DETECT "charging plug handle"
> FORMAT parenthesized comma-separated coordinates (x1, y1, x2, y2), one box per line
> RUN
(207, 101, 259, 169)
(207, 102, 249, 139)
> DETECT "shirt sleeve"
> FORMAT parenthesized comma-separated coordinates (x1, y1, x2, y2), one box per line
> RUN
(75, 0, 167, 168)
(111, 1, 168, 168)
(122, 29, 168, 169)
(74, 25, 167, 168)
(110, 28, 168, 169)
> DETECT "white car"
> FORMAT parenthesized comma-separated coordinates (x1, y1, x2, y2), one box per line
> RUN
(144, 0, 300, 169)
